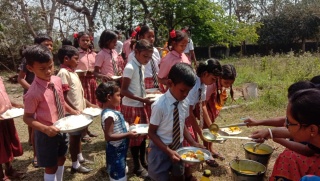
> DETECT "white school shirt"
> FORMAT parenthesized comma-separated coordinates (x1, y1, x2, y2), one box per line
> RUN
(184, 38, 194, 53)
(185, 77, 207, 110)
(122, 57, 145, 107)
(101, 110, 129, 147)
(150, 90, 189, 145)
(127, 47, 160, 78)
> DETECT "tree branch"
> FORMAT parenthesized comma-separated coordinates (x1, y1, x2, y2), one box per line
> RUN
(18, 0, 36, 37)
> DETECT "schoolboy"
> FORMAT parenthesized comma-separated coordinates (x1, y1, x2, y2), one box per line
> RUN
(57, 45, 97, 174)
(148, 63, 204, 181)
(23, 45, 79, 181)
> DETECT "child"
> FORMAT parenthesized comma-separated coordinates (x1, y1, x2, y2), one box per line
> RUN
(122, 28, 135, 63)
(127, 25, 161, 117)
(121, 39, 153, 178)
(184, 59, 222, 169)
(57, 45, 98, 174)
(148, 63, 204, 181)
(23, 44, 79, 181)
(74, 31, 98, 141)
(94, 30, 122, 81)
(0, 77, 25, 180)
(17, 34, 53, 167)
(206, 64, 237, 123)
(182, 27, 197, 67)
(158, 30, 190, 88)
(96, 81, 137, 181)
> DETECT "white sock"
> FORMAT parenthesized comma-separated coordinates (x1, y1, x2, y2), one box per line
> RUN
(72, 161, 80, 169)
(55, 166, 64, 181)
(44, 173, 56, 181)
(77, 153, 84, 161)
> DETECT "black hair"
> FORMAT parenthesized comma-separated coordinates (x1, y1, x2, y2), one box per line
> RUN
(95, 81, 120, 103)
(34, 34, 53, 44)
(289, 89, 320, 125)
(57, 45, 79, 64)
(134, 39, 153, 52)
(196, 59, 222, 77)
(62, 38, 73, 46)
(310, 75, 320, 85)
(98, 30, 117, 49)
(19, 45, 27, 57)
(287, 81, 315, 98)
(168, 30, 188, 51)
(168, 63, 196, 88)
(221, 64, 237, 101)
(24, 44, 53, 66)
(73, 31, 93, 49)
(130, 25, 152, 49)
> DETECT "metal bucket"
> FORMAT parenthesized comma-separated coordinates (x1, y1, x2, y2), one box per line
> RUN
(243, 142, 273, 167)
(230, 159, 266, 181)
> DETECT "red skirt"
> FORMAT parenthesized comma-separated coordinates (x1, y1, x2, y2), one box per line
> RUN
(79, 74, 98, 105)
(144, 77, 155, 119)
(0, 119, 23, 163)
(206, 93, 220, 123)
(121, 105, 149, 147)
(270, 148, 320, 181)
(182, 116, 198, 147)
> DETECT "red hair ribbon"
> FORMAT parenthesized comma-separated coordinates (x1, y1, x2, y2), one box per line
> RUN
(73, 32, 78, 39)
(170, 30, 176, 38)
(131, 31, 137, 38)
(90, 36, 94, 41)
(135, 26, 141, 33)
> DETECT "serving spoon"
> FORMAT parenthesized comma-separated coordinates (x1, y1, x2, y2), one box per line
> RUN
(203, 131, 260, 142)
(209, 123, 247, 133)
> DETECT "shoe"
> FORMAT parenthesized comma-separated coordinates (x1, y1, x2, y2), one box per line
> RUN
(134, 168, 148, 178)
(79, 159, 94, 165)
(71, 166, 93, 174)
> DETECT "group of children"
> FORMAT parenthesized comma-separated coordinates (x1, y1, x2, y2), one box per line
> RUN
(0, 24, 238, 181)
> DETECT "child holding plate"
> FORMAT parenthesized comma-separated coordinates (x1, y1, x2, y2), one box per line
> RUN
(57, 45, 99, 174)
(0, 77, 25, 180)
(23, 45, 79, 181)
(96, 81, 137, 181)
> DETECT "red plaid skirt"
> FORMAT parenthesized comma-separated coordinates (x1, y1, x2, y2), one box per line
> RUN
(121, 105, 149, 147)
(270, 148, 320, 181)
(0, 119, 23, 163)
(79, 74, 98, 105)
(182, 116, 198, 147)
(144, 77, 155, 118)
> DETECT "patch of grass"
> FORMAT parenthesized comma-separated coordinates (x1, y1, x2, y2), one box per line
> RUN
(4, 54, 320, 180)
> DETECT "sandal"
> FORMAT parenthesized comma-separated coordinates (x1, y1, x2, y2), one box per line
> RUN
(32, 158, 38, 168)
(5, 168, 25, 179)
(205, 159, 219, 167)
(81, 136, 92, 143)
(212, 152, 225, 161)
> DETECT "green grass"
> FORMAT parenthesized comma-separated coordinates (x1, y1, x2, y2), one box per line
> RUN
(4, 53, 320, 180)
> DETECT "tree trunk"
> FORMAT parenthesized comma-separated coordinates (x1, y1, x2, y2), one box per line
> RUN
(19, 0, 36, 37)
(302, 38, 306, 53)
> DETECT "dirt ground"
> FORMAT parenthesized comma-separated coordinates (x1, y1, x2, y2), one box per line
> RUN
(3, 77, 285, 181)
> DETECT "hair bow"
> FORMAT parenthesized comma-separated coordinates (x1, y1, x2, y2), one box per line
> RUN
(170, 30, 176, 38)
(131, 31, 137, 38)
(73, 32, 78, 39)
(135, 26, 141, 33)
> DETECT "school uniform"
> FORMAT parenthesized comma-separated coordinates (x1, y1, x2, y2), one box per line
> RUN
(95, 48, 121, 76)
(57, 65, 86, 135)
(101, 109, 129, 181)
(122, 38, 132, 62)
(128, 47, 161, 118)
(158, 50, 190, 92)
(183, 38, 194, 61)
(0, 77, 23, 164)
(205, 83, 221, 123)
(148, 90, 189, 181)
(76, 48, 98, 104)
(24, 76, 68, 167)
(121, 57, 148, 147)
(183, 77, 207, 146)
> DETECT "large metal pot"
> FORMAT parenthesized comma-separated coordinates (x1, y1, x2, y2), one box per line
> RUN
(230, 159, 266, 181)
(243, 142, 273, 167)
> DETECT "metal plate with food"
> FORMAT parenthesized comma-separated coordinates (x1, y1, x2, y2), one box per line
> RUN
(111, 75, 122, 79)
(82, 107, 102, 117)
(202, 128, 229, 143)
(54, 114, 93, 133)
(129, 124, 149, 134)
(145, 88, 160, 94)
(221, 126, 243, 135)
(176, 147, 211, 165)
(1, 108, 24, 119)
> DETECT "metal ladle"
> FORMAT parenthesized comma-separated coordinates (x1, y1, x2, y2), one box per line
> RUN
(202, 131, 259, 141)
(209, 123, 248, 133)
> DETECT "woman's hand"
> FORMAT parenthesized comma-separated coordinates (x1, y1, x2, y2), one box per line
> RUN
(244, 118, 260, 127)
